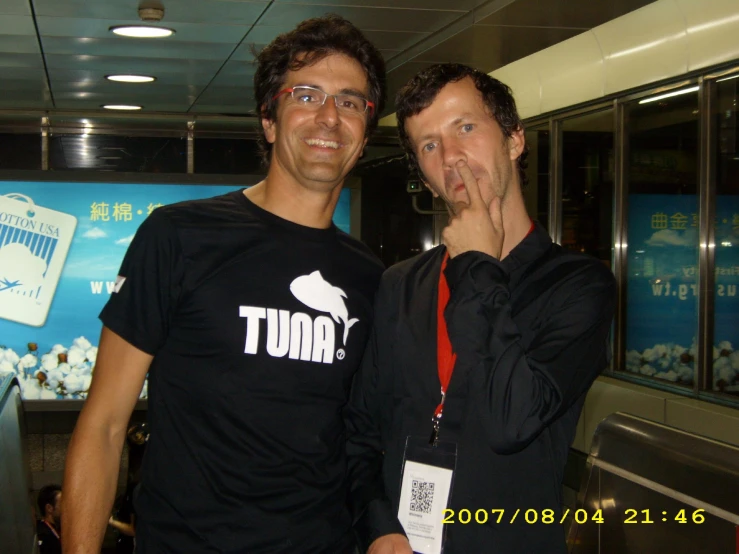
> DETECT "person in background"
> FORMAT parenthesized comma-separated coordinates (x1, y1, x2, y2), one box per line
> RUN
(62, 14, 386, 554)
(37, 484, 62, 554)
(346, 63, 616, 554)
(107, 423, 149, 553)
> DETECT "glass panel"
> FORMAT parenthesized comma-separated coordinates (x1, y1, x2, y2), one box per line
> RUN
(523, 125, 549, 229)
(194, 138, 266, 175)
(712, 75, 739, 396)
(561, 110, 614, 265)
(623, 88, 700, 388)
(0, 133, 41, 170)
(354, 147, 434, 265)
(49, 135, 187, 172)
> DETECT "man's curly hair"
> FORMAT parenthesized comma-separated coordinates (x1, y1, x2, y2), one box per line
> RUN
(253, 14, 386, 166)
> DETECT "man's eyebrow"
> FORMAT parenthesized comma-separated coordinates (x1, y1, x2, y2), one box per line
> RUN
(414, 113, 477, 144)
(340, 87, 369, 98)
(292, 84, 368, 98)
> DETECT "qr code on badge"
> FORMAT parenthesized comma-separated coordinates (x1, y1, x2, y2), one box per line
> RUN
(409, 479, 435, 514)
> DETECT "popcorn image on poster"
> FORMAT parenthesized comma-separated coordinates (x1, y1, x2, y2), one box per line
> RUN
(0, 193, 77, 327)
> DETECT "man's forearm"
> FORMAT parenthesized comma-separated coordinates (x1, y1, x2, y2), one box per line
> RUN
(62, 421, 126, 553)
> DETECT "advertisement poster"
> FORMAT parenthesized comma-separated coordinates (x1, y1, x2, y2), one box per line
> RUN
(0, 182, 351, 400)
(625, 194, 739, 391)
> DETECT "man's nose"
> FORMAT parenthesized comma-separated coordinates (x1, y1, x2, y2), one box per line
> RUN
(441, 137, 466, 168)
(315, 96, 340, 128)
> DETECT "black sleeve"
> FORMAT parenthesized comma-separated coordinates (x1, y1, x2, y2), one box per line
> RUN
(444, 251, 617, 454)
(345, 270, 407, 551)
(99, 209, 184, 355)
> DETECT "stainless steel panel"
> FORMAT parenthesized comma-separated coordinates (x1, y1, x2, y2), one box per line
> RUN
(0, 0, 32, 16)
(0, 15, 36, 35)
(0, 53, 44, 69)
(33, 0, 269, 25)
(43, 54, 223, 74)
(40, 36, 235, 60)
(476, 0, 654, 28)
(35, 17, 250, 43)
(569, 413, 739, 554)
(259, 4, 462, 34)
(48, 69, 215, 87)
(0, 35, 41, 55)
(274, 0, 478, 9)
(413, 24, 583, 70)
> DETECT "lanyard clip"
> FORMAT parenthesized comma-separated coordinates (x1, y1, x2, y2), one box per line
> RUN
(429, 415, 441, 446)
(429, 387, 446, 446)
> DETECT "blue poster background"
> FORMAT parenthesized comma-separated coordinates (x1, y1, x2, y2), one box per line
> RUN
(0, 182, 351, 399)
(626, 194, 739, 386)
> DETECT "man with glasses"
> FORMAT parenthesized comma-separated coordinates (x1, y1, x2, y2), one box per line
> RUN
(63, 15, 386, 554)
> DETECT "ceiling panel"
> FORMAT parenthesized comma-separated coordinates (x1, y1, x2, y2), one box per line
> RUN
(0, 15, 36, 35)
(40, 36, 235, 60)
(0, 0, 659, 117)
(414, 25, 583, 71)
(0, 0, 31, 16)
(49, 69, 216, 87)
(53, 99, 196, 111)
(0, 53, 45, 69)
(361, 30, 430, 52)
(259, 4, 462, 34)
(476, 0, 652, 28)
(44, 54, 223, 74)
(36, 17, 249, 43)
(3, 78, 50, 90)
(0, 90, 53, 108)
(0, 35, 42, 55)
(273, 0, 476, 10)
(32, 0, 269, 26)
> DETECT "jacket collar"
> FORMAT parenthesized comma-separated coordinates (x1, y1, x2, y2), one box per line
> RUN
(500, 220, 552, 274)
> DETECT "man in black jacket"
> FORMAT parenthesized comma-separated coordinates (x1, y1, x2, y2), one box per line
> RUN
(346, 63, 617, 554)
(37, 484, 62, 554)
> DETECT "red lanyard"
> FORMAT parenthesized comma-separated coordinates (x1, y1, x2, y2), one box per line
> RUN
(43, 520, 60, 540)
(432, 220, 535, 444)
(435, 251, 456, 421)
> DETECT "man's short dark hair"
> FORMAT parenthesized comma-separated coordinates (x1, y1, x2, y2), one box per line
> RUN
(395, 63, 528, 187)
(253, 14, 387, 166)
(37, 484, 61, 515)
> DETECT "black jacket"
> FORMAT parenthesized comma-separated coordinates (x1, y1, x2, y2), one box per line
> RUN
(346, 223, 617, 553)
(37, 520, 62, 554)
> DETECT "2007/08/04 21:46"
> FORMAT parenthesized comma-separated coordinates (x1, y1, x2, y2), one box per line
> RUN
(441, 508, 707, 525)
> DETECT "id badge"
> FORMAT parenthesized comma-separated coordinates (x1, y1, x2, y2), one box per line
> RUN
(0, 193, 77, 327)
(397, 436, 457, 554)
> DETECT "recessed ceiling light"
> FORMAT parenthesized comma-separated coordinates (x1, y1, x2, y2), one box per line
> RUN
(102, 104, 143, 111)
(109, 25, 174, 38)
(106, 74, 156, 83)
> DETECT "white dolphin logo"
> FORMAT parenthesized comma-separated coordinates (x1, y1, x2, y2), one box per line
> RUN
(290, 270, 359, 345)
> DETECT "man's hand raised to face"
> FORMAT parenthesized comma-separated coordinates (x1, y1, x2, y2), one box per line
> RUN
(441, 160, 504, 259)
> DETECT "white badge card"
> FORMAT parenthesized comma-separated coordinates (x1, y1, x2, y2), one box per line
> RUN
(0, 193, 78, 327)
(397, 437, 457, 554)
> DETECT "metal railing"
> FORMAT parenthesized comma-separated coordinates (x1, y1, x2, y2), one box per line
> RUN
(567, 412, 739, 553)
(0, 375, 36, 554)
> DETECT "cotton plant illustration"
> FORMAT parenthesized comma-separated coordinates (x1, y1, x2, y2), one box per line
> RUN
(625, 339, 739, 392)
(0, 337, 148, 400)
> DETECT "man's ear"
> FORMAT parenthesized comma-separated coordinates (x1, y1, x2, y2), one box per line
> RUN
(508, 128, 525, 161)
(261, 106, 276, 144)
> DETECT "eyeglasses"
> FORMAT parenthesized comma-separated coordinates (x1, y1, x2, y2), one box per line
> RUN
(273, 86, 374, 116)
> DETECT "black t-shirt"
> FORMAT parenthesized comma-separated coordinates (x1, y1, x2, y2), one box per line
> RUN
(100, 190, 383, 553)
(37, 520, 61, 554)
